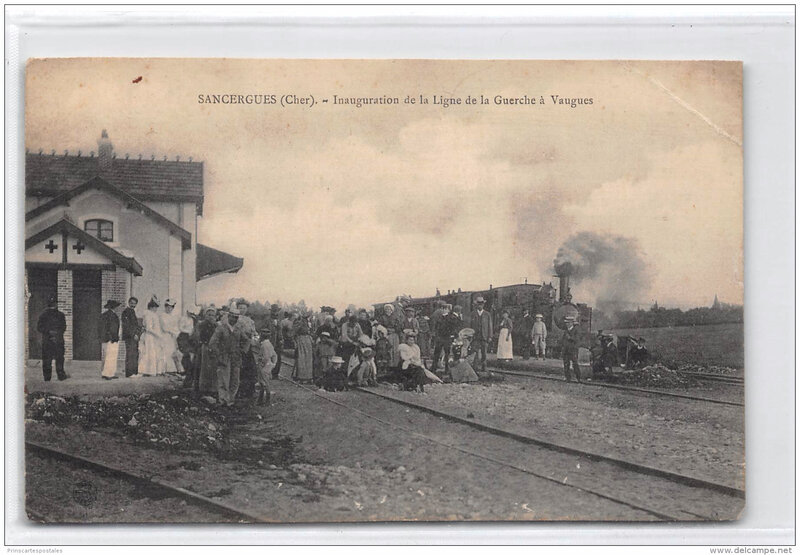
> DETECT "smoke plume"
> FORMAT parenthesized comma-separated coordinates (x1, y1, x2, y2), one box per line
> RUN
(553, 232, 651, 313)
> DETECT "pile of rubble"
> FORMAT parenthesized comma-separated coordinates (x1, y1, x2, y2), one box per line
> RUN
(678, 364, 740, 376)
(25, 391, 227, 450)
(612, 364, 702, 389)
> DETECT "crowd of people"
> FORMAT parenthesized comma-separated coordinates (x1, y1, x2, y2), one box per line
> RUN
(37, 292, 599, 404)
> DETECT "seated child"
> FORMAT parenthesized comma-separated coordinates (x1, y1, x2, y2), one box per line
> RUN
(355, 347, 378, 386)
(322, 355, 349, 392)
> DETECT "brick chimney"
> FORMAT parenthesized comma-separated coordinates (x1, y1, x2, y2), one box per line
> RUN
(97, 129, 113, 173)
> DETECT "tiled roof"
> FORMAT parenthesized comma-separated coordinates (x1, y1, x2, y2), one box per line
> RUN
(196, 243, 244, 281)
(25, 152, 204, 213)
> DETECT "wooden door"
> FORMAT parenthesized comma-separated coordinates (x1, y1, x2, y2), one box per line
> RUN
(72, 269, 102, 360)
(27, 267, 58, 359)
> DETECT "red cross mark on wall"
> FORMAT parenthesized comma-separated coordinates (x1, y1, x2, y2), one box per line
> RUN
(44, 240, 58, 253)
(72, 241, 86, 254)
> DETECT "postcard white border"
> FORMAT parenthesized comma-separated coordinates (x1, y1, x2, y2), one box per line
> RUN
(4, 5, 795, 548)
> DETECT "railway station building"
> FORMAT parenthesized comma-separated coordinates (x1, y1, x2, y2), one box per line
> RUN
(24, 130, 243, 366)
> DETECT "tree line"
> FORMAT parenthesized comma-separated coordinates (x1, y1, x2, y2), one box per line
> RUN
(593, 303, 744, 331)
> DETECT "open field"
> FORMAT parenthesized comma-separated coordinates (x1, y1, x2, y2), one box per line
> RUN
(607, 323, 744, 370)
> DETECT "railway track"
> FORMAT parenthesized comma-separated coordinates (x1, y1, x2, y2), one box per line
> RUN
(354, 386, 744, 499)
(678, 371, 744, 385)
(486, 366, 744, 407)
(279, 374, 743, 521)
(26, 440, 269, 523)
(282, 356, 743, 496)
(25, 358, 743, 522)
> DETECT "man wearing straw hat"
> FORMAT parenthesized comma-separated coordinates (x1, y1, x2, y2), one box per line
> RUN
(99, 300, 121, 380)
(209, 306, 241, 406)
(532, 313, 548, 361)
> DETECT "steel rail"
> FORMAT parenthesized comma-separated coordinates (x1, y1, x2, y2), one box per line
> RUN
(278, 377, 689, 521)
(354, 386, 745, 500)
(678, 371, 744, 385)
(279, 358, 743, 517)
(487, 366, 744, 407)
(26, 440, 270, 523)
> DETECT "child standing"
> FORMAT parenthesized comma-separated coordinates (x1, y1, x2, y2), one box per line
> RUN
(256, 328, 278, 405)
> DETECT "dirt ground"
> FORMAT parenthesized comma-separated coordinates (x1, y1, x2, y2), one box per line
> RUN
(26, 451, 242, 523)
(24, 375, 744, 523)
(375, 377, 744, 489)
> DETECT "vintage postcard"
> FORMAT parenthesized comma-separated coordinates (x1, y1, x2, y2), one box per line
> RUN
(23, 59, 743, 523)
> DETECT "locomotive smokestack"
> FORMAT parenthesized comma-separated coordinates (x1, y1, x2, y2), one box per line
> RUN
(558, 273, 571, 303)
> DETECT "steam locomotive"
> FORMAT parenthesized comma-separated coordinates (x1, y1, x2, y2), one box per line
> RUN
(373, 276, 592, 356)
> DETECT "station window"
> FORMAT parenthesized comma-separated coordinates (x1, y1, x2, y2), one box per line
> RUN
(84, 219, 114, 242)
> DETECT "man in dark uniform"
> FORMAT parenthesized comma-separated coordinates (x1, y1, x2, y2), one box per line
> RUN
(518, 309, 534, 360)
(121, 296, 140, 377)
(562, 316, 582, 383)
(469, 297, 493, 372)
(429, 300, 446, 370)
(37, 296, 67, 381)
(432, 304, 461, 376)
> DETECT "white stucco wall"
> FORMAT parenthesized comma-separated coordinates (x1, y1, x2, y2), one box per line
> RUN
(181, 202, 198, 310)
(25, 188, 197, 314)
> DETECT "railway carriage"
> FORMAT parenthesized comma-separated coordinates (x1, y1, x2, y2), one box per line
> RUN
(374, 280, 593, 356)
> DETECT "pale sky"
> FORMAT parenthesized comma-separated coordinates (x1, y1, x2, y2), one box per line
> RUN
(25, 59, 743, 311)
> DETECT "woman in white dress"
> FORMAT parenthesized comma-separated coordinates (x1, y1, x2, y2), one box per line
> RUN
(139, 296, 166, 376)
(159, 298, 182, 374)
(496, 311, 514, 360)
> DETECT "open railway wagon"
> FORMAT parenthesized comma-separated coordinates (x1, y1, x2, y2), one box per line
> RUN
(374, 281, 592, 357)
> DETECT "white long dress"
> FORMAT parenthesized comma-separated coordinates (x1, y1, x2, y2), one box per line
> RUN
(139, 310, 166, 375)
(160, 310, 181, 373)
(497, 328, 514, 360)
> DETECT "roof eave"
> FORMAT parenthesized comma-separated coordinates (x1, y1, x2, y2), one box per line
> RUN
(196, 265, 243, 282)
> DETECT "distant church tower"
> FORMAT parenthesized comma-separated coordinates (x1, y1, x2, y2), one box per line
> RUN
(712, 294, 721, 309)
